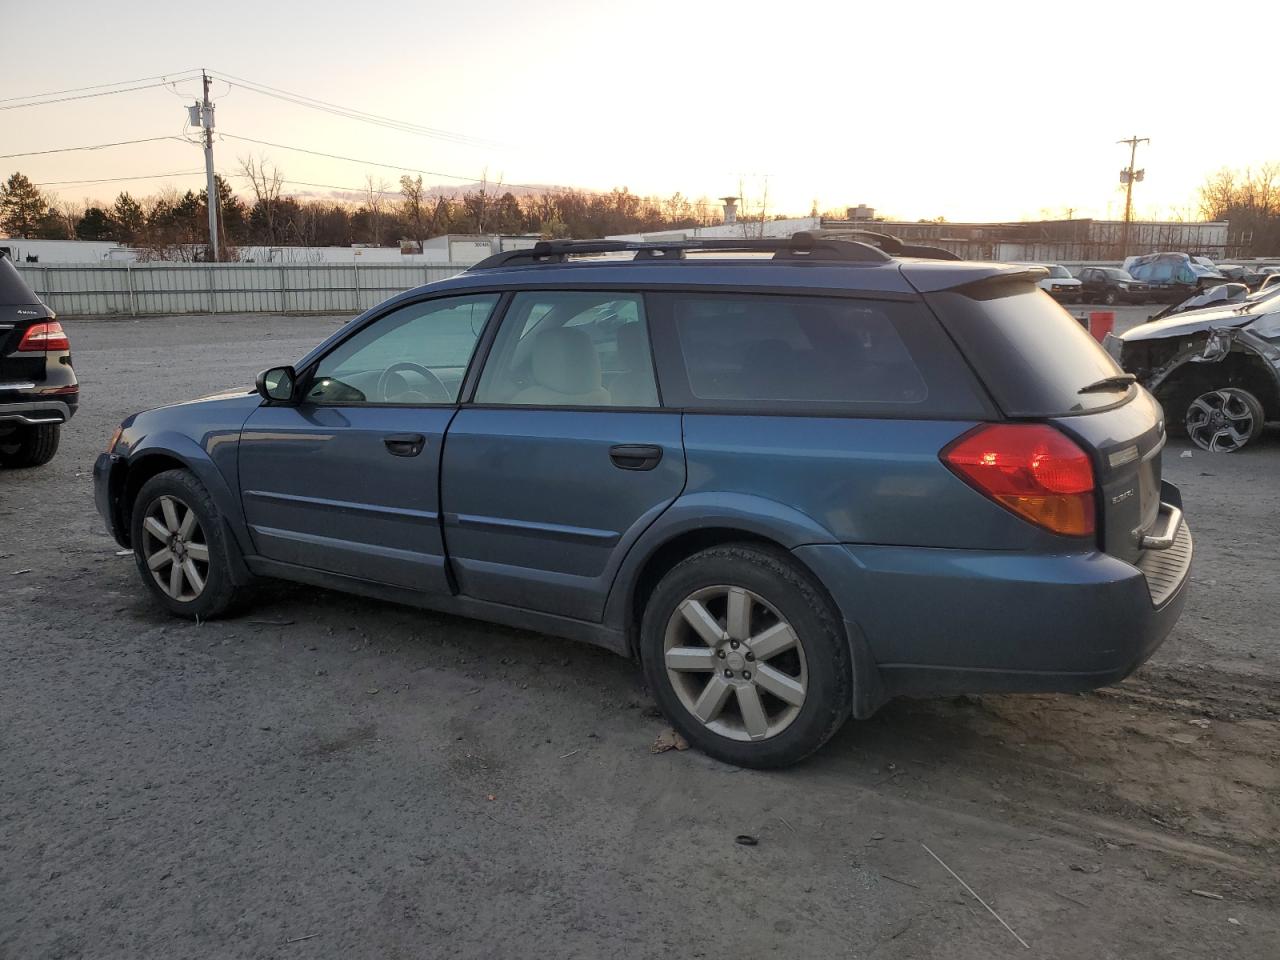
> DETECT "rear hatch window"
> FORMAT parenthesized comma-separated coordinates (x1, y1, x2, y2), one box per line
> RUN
(0, 257, 51, 384)
(925, 281, 1128, 416)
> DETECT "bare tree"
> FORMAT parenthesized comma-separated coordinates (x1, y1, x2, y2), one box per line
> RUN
(363, 176, 391, 246)
(239, 154, 285, 244)
(399, 175, 428, 248)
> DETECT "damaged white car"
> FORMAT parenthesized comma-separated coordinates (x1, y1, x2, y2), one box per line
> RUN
(1106, 297, 1280, 452)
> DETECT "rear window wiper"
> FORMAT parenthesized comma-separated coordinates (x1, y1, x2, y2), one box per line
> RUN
(1077, 373, 1137, 394)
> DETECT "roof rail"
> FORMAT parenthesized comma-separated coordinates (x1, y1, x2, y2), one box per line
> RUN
(796, 229, 961, 262)
(467, 235, 894, 271)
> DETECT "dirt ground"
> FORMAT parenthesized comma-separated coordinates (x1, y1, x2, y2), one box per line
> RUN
(1, 309, 1277, 960)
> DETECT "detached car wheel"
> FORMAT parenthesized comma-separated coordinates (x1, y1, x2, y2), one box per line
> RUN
(0, 423, 60, 468)
(1185, 387, 1265, 453)
(640, 544, 851, 768)
(130, 469, 248, 619)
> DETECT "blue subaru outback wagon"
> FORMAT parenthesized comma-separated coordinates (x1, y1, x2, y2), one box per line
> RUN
(95, 235, 1192, 767)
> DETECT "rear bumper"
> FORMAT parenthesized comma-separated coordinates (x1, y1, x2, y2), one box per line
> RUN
(0, 396, 76, 425)
(795, 525, 1192, 704)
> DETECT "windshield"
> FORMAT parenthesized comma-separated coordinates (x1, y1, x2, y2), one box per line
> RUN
(1044, 265, 1072, 279)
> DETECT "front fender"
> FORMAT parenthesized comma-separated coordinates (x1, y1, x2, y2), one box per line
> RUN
(120, 429, 254, 561)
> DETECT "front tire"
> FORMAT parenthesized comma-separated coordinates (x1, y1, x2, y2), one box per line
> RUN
(640, 544, 851, 768)
(1185, 387, 1265, 453)
(1103, 290, 1118, 305)
(130, 469, 248, 619)
(0, 423, 60, 468)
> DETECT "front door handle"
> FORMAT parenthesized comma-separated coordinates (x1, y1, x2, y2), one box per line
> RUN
(609, 444, 663, 471)
(384, 433, 426, 457)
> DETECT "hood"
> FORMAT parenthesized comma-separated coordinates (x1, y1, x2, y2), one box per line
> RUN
(1119, 301, 1268, 342)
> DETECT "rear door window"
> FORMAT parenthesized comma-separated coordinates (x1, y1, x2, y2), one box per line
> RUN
(649, 292, 988, 417)
(926, 281, 1129, 416)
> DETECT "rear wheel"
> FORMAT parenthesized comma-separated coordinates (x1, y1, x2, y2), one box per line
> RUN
(0, 423, 60, 468)
(1102, 289, 1118, 305)
(130, 469, 248, 619)
(1185, 387, 1265, 453)
(640, 544, 851, 768)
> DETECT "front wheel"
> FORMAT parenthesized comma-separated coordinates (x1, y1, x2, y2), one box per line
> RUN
(640, 544, 851, 768)
(1185, 387, 1265, 453)
(1103, 290, 1118, 305)
(130, 469, 249, 619)
(0, 423, 60, 468)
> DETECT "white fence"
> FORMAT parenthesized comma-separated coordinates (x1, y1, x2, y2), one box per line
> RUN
(14, 262, 468, 317)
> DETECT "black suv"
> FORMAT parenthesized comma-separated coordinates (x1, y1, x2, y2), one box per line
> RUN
(1078, 267, 1150, 305)
(0, 253, 76, 467)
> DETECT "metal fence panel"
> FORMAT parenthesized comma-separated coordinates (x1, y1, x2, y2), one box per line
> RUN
(13, 262, 468, 317)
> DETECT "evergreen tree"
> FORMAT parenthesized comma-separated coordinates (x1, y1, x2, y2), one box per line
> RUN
(0, 172, 48, 238)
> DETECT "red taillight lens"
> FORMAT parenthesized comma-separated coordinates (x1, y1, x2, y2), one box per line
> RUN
(17, 321, 70, 352)
(941, 423, 1096, 537)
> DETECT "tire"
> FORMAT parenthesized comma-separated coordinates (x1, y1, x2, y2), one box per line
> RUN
(1103, 290, 1117, 306)
(0, 423, 60, 468)
(130, 468, 249, 619)
(640, 544, 851, 768)
(1184, 387, 1265, 453)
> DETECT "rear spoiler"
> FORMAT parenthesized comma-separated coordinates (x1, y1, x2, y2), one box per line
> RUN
(899, 261, 1049, 294)
(793, 229, 961, 261)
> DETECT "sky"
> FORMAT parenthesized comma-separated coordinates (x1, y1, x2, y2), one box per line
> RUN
(2, 0, 1275, 224)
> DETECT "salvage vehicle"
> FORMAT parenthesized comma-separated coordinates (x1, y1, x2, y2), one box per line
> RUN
(1124, 252, 1225, 303)
(1034, 264, 1083, 303)
(1148, 282, 1250, 321)
(0, 252, 77, 468)
(1107, 296, 1280, 452)
(95, 236, 1192, 768)
(1078, 266, 1150, 305)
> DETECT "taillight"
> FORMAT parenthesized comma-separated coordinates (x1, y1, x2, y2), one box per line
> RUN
(941, 423, 1095, 537)
(17, 321, 70, 352)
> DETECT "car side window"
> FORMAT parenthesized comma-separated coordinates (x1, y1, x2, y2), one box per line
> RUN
(659, 293, 929, 406)
(474, 291, 659, 407)
(305, 294, 498, 405)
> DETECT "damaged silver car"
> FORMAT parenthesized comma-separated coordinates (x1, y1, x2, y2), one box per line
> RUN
(1106, 297, 1280, 452)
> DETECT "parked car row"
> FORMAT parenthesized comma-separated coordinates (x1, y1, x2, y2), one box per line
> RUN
(1028, 255, 1280, 306)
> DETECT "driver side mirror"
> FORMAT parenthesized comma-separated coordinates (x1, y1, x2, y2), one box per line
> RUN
(256, 365, 297, 403)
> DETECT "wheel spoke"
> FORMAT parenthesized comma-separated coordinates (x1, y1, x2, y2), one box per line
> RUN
(680, 598, 726, 647)
(160, 497, 181, 534)
(725, 587, 751, 641)
(182, 559, 205, 595)
(692, 674, 733, 723)
(748, 621, 797, 661)
(754, 663, 806, 707)
(177, 507, 197, 539)
(737, 684, 769, 740)
(143, 516, 170, 542)
(186, 542, 209, 562)
(665, 646, 719, 672)
(147, 547, 174, 571)
(168, 562, 184, 597)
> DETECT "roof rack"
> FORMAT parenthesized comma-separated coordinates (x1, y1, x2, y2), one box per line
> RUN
(468, 235, 894, 271)
(798, 228, 962, 261)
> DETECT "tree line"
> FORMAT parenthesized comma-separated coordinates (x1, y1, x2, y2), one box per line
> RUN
(1198, 163, 1280, 256)
(1, 164, 725, 260)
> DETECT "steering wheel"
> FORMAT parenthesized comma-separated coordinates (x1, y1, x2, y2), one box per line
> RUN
(376, 361, 451, 403)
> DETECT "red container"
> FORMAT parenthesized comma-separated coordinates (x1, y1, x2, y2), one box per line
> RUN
(1088, 310, 1115, 342)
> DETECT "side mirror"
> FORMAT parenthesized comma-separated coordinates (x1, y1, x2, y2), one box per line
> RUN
(256, 365, 297, 403)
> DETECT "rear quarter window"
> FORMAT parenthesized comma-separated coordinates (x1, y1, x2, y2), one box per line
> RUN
(648, 291, 989, 417)
(925, 281, 1128, 416)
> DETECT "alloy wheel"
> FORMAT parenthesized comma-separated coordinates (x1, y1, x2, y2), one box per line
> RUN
(1185, 389, 1258, 453)
(663, 585, 808, 742)
(140, 494, 210, 601)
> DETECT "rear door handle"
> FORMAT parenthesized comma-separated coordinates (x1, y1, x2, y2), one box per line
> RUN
(609, 444, 663, 471)
(384, 433, 426, 457)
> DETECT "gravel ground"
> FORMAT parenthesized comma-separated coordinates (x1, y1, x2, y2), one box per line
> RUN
(1, 309, 1277, 960)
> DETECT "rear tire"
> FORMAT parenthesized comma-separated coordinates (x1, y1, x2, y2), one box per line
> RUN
(0, 423, 60, 468)
(1103, 290, 1118, 305)
(1185, 387, 1265, 453)
(130, 469, 249, 619)
(640, 544, 851, 768)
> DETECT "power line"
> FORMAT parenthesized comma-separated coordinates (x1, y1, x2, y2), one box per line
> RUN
(0, 136, 188, 160)
(209, 71, 498, 148)
(33, 170, 206, 187)
(0, 70, 201, 104)
(0, 80, 201, 112)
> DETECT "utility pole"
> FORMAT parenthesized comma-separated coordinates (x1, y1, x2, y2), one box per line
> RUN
(1117, 135, 1148, 260)
(201, 70, 219, 261)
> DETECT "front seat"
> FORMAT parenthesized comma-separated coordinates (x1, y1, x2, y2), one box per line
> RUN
(510, 327, 611, 406)
(607, 322, 659, 406)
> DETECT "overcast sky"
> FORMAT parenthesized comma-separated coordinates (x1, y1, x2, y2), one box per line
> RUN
(2, 0, 1273, 222)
